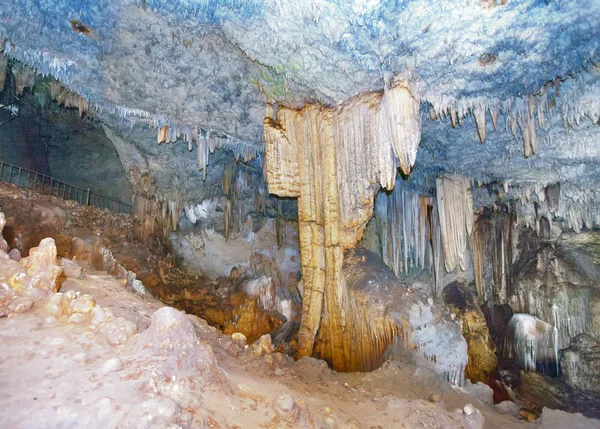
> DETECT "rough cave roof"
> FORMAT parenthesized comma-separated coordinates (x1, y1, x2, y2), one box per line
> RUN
(1, 0, 599, 190)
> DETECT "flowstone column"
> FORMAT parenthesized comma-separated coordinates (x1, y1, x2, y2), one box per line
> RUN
(264, 83, 421, 371)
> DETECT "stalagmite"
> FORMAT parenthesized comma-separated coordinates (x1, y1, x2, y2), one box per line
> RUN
(263, 80, 423, 371)
(435, 175, 474, 273)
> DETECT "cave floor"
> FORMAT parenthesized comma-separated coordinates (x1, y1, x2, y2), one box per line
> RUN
(0, 256, 530, 429)
(0, 182, 597, 428)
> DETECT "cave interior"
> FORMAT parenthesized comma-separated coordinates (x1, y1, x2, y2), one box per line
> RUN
(0, 1, 599, 428)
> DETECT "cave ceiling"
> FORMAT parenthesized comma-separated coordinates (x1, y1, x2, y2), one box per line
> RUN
(1, 0, 599, 196)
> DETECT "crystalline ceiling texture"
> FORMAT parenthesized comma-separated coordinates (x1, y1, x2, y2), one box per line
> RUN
(0, 1, 597, 153)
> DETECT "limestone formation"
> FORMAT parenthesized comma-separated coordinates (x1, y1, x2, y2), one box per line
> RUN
(0, 212, 7, 252)
(264, 82, 422, 371)
(1, 1, 600, 425)
(0, 53, 7, 93)
(436, 175, 474, 273)
(443, 282, 497, 384)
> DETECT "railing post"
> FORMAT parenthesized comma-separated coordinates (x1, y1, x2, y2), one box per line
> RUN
(27, 171, 30, 189)
(86, 188, 90, 206)
(17, 168, 21, 188)
(0, 163, 3, 181)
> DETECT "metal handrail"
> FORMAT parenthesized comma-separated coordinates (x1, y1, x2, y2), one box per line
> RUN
(0, 92, 19, 126)
(0, 160, 132, 214)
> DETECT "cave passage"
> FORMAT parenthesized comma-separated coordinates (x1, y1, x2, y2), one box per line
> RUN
(0, 1, 599, 427)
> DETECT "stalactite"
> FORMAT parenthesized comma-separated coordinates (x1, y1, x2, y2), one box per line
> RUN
(477, 211, 514, 303)
(12, 63, 35, 95)
(49, 80, 62, 99)
(254, 190, 260, 216)
(263, 116, 300, 197)
(490, 106, 499, 131)
(473, 106, 486, 143)
(368, 182, 448, 298)
(196, 132, 210, 180)
(0, 54, 7, 93)
(222, 162, 236, 197)
(380, 83, 421, 175)
(545, 182, 560, 214)
(374, 184, 436, 278)
(471, 217, 485, 299)
(450, 107, 457, 128)
(130, 172, 182, 249)
(54, 87, 89, 117)
(510, 115, 518, 136)
(436, 174, 474, 273)
(260, 186, 266, 216)
(428, 105, 437, 120)
(431, 204, 444, 298)
(157, 125, 168, 143)
(224, 199, 232, 241)
(208, 132, 217, 153)
(276, 199, 284, 248)
(422, 73, 591, 163)
(519, 106, 537, 158)
(505, 314, 559, 374)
